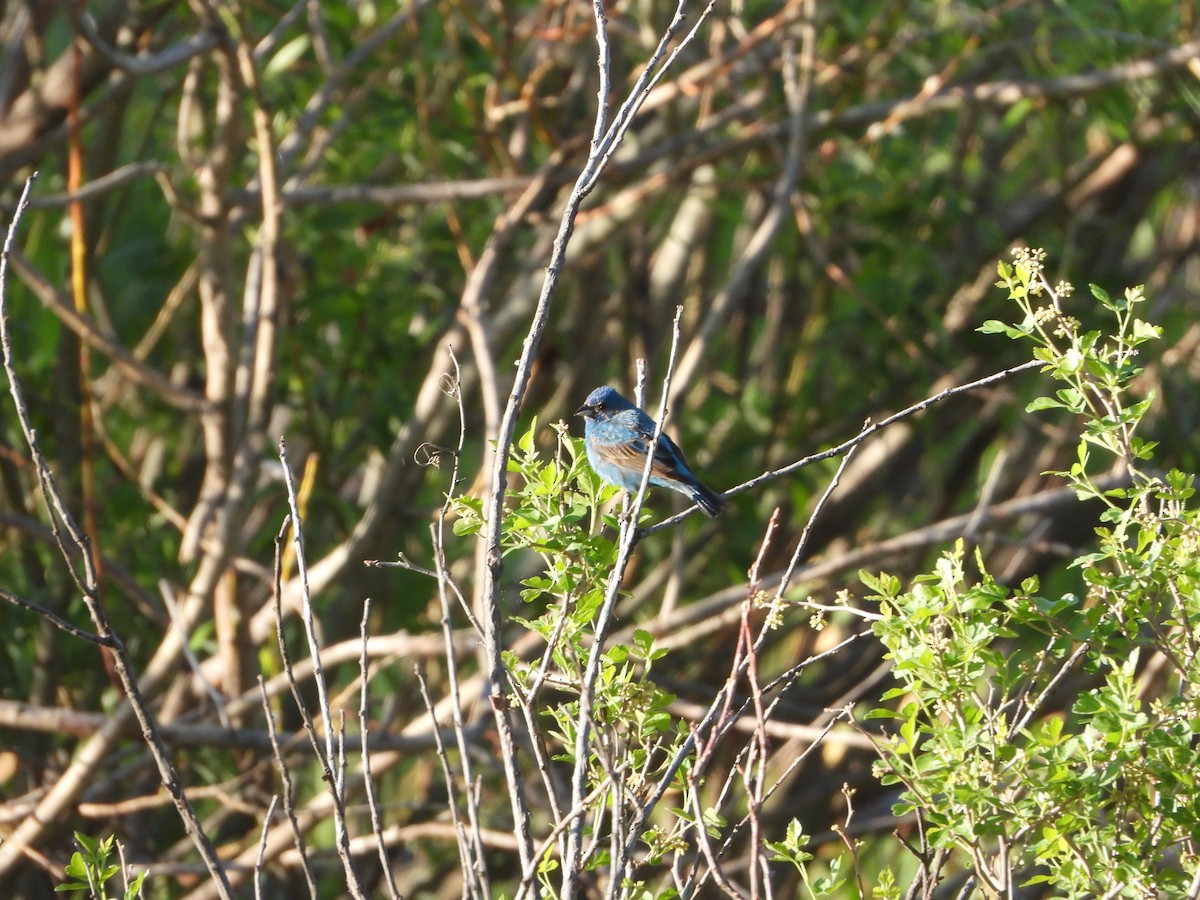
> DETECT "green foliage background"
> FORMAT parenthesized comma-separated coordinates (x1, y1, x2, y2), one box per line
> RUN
(0, 0, 1198, 896)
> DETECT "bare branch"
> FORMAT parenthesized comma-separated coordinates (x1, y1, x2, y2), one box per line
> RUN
(277, 442, 368, 899)
(61, 5, 223, 76)
(258, 675, 319, 899)
(0, 174, 235, 896)
(0, 586, 112, 647)
(358, 600, 403, 900)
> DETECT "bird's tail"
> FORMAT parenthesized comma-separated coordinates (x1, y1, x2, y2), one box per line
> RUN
(689, 482, 725, 518)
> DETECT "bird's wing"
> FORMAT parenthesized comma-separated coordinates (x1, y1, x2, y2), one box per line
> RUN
(655, 431, 694, 475)
(595, 424, 693, 485)
(593, 433, 650, 465)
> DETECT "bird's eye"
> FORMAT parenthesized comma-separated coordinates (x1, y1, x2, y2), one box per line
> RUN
(595, 402, 605, 412)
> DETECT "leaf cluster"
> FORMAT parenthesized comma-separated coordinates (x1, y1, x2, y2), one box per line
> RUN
(858, 255, 1200, 897)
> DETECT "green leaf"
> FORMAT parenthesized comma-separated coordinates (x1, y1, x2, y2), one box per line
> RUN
(978, 319, 1027, 339)
(1129, 318, 1161, 344)
(62, 853, 88, 879)
(263, 34, 312, 79)
(1026, 396, 1065, 413)
(1089, 282, 1115, 310)
(632, 628, 655, 657)
(1060, 346, 1085, 374)
(518, 419, 538, 454)
(606, 643, 629, 664)
(452, 517, 480, 536)
(125, 870, 148, 900)
(860, 570, 900, 598)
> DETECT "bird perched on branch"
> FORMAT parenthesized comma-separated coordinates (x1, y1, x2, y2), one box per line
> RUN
(574, 385, 725, 518)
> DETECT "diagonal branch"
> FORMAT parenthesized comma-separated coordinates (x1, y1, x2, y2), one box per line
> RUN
(474, 3, 725, 884)
(0, 175, 235, 896)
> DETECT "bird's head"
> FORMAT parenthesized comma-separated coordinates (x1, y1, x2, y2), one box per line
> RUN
(574, 385, 633, 422)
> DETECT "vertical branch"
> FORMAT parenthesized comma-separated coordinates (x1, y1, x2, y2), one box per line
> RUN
(258, 682, 319, 899)
(563, 307, 686, 898)
(180, 35, 239, 565)
(230, 13, 283, 449)
(430, 347, 490, 893)
(259, 622, 319, 900)
(277, 439, 368, 900)
(686, 772, 749, 900)
(621, 438, 861, 892)
(254, 794, 279, 900)
(358, 599, 402, 900)
(477, 4, 722, 881)
(673, 8, 816, 393)
(67, 24, 104, 601)
(208, 8, 289, 708)
(416, 665, 483, 900)
(1, 176, 236, 897)
(740, 513, 779, 900)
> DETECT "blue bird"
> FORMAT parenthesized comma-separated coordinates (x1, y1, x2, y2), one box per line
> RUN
(575, 386, 725, 518)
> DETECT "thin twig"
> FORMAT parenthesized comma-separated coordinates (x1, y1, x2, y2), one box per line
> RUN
(358, 599, 401, 900)
(0, 587, 112, 646)
(254, 795, 279, 900)
(277, 441, 368, 899)
(61, 4, 222, 75)
(687, 765, 749, 900)
(264, 525, 321, 899)
(776, 432, 862, 601)
(7, 161, 168, 209)
(512, 779, 618, 900)
(563, 307, 686, 896)
(160, 579, 230, 728)
(430, 349, 490, 891)
(581, 0, 721, 197)
(5, 250, 208, 411)
(257, 675, 318, 899)
(646, 359, 1043, 534)
(0, 172, 236, 898)
(835, 784, 867, 900)
(741, 510, 780, 900)
(415, 665, 481, 900)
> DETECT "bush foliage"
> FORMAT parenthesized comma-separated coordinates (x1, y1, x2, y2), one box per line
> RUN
(1, 1, 1198, 897)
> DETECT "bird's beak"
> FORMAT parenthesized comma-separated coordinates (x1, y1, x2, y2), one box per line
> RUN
(574, 404, 590, 417)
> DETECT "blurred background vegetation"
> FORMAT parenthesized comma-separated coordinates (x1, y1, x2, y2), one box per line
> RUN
(0, 0, 1198, 896)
